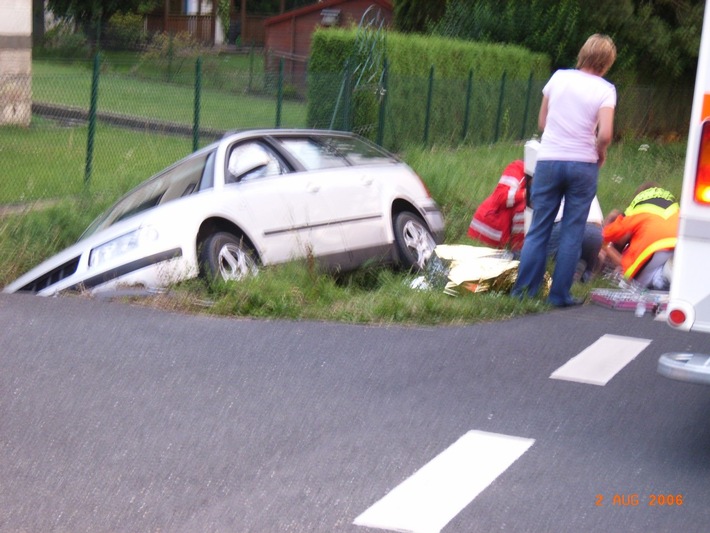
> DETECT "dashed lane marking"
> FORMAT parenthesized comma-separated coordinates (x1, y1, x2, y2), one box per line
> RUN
(353, 430, 535, 533)
(550, 334, 652, 386)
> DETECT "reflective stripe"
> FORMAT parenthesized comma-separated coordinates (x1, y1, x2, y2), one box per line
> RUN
(625, 237, 677, 278)
(625, 203, 679, 219)
(625, 187, 677, 214)
(506, 188, 516, 208)
(499, 176, 521, 208)
(499, 175, 521, 188)
(469, 219, 503, 242)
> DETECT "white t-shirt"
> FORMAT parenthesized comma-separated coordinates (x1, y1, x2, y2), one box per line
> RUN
(554, 196, 604, 224)
(538, 69, 616, 163)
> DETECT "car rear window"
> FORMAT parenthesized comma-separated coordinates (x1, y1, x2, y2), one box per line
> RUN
(279, 135, 396, 170)
(321, 136, 397, 166)
(280, 138, 349, 170)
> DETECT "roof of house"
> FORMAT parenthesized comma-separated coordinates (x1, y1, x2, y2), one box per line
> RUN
(264, 0, 393, 27)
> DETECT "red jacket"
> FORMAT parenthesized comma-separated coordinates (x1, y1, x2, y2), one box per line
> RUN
(468, 160, 527, 251)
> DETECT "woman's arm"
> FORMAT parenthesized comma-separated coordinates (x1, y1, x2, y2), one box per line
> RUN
(596, 106, 615, 167)
(538, 96, 549, 131)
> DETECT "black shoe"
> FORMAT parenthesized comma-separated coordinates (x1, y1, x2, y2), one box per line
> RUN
(550, 297, 585, 308)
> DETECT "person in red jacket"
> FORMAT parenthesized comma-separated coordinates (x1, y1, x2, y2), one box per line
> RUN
(468, 160, 528, 254)
(602, 183, 679, 290)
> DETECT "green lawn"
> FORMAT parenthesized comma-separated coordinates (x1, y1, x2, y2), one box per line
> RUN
(32, 58, 307, 132)
(1, 118, 193, 204)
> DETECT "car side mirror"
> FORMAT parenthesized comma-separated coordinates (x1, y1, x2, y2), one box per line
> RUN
(228, 149, 271, 182)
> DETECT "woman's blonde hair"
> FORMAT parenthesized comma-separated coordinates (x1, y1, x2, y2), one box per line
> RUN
(577, 34, 616, 75)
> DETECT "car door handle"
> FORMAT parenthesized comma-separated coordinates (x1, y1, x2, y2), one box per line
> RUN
(306, 183, 320, 193)
(361, 177, 373, 186)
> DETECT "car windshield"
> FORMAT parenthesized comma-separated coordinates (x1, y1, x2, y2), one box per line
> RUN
(81, 149, 216, 239)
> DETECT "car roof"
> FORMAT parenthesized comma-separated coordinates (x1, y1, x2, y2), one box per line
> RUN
(221, 128, 367, 142)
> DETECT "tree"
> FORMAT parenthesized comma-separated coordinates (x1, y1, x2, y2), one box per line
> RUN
(431, 0, 581, 69)
(32, 0, 45, 45)
(393, 0, 447, 33)
(430, 0, 705, 83)
(47, 0, 161, 34)
(589, 0, 705, 82)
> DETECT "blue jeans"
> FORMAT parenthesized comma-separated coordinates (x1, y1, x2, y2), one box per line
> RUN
(512, 160, 598, 306)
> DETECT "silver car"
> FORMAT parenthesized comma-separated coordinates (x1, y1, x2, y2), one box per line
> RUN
(4, 129, 445, 296)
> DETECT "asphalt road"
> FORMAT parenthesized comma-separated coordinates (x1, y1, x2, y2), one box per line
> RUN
(1, 292, 709, 533)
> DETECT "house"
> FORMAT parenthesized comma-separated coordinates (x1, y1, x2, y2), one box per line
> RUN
(146, 0, 276, 46)
(264, 0, 393, 89)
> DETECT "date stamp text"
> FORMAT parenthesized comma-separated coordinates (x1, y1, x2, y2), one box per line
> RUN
(595, 494, 684, 507)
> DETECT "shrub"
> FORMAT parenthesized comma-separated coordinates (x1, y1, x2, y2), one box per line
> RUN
(104, 12, 148, 51)
(36, 20, 91, 59)
(137, 32, 208, 82)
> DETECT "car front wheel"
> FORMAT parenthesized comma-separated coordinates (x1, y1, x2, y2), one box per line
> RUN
(199, 232, 259, 282)
(393, 212, 436, 270)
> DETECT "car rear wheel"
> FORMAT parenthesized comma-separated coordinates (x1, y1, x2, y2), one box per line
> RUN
(393, 212, 436, 270)
(199, 232, 259, 282)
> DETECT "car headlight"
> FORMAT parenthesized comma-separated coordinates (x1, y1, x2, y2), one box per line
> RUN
(89, 227, 159, 268)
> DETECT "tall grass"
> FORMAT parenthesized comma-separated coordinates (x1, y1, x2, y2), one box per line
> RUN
(402, 139, 686, 245)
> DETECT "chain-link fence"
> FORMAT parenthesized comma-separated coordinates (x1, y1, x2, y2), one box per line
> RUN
(2, 52, 694, 210)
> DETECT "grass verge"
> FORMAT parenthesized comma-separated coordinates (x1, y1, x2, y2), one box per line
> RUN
(0, 136, 687, 325)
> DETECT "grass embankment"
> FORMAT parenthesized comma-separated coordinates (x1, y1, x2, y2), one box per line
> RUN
(0, 119, 686, 325)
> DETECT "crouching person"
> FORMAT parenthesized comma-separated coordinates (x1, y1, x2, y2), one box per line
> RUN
(467, 160, 527, 256)
(548, 196, 605, 283)
(602, 183, 679, 290)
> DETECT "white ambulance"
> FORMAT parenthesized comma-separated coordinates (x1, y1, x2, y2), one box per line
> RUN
(657, 0, 710, 384)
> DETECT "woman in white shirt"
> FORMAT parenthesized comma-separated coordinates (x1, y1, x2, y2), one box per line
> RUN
(512, 34, 617, 307)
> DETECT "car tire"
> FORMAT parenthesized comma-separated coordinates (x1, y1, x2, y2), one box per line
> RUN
(199, 232, 259, 282)
(393, 211, 436, 271)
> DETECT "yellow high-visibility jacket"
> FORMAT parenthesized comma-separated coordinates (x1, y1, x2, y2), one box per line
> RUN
(603, 187, 679, 279)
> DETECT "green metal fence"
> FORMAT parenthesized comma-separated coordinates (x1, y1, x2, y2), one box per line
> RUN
(1, 53, 694, 210)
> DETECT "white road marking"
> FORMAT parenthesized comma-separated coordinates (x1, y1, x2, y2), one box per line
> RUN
(550, 334, 651, 386)
(353, 430, 534, 533)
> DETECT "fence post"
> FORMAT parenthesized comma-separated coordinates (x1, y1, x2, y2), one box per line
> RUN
(275, 58, 283, 128)
(343, 61, 352, 131)
(520, 71, 534, 140)
(377, 59, 388, 146)
(248, 40, 254, 93)
(462, 69, 473, 141)
(84, 52, 100, 186)
(494, 71, 507, 143)
(193, 57, 202, 152)
(167, 33, 174, 83)
(424, 65, 434, 144)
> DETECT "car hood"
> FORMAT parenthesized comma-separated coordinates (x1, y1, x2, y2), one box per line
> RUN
(3, 191, 239, 295)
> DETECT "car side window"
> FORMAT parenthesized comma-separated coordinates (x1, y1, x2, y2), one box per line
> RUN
(227, 142, 286, 183)
(279, 138, 349, 170)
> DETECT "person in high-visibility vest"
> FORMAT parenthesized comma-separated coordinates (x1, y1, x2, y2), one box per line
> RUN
(602, 183, 679, 290)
